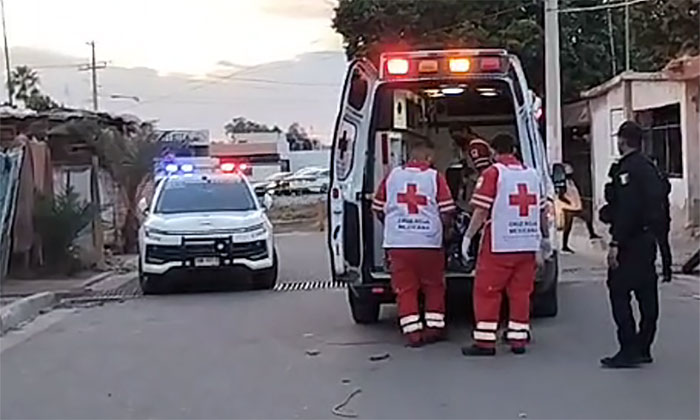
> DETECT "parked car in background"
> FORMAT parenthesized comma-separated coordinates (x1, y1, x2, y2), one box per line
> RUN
(252, 171, 292, 196)
(287, 168, 329, 194)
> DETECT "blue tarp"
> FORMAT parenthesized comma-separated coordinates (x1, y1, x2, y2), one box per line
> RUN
(0, 148, 23, 283)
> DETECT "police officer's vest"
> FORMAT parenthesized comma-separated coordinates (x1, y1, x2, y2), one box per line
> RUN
(491, 163, 541, 253)
(383, 166, 442, 248)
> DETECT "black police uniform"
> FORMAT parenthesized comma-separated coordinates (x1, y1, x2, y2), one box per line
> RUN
(600, 150, 665, 362)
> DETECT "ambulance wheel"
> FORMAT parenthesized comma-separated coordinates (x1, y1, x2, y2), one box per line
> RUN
(348, 290, 380, 324)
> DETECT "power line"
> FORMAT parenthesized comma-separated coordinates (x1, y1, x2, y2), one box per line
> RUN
(553, 0, 652, 14)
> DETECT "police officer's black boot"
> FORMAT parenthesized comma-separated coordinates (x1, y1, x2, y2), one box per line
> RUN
(600, 349, 641, 368)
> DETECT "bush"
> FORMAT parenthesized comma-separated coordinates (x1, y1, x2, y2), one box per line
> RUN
(34, 187, 95, 272)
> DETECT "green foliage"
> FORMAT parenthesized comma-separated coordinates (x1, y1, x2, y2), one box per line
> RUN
(34, 187, 95, 269)
(224, 117, 281, 137)
(54, 119, 164, 252)
(332, 0, 699, 100)
(10, 65, 58, 110)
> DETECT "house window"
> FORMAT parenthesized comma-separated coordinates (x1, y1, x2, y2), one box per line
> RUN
(639, 104, 683, 178)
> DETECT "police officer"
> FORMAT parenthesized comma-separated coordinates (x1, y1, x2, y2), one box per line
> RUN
(599, 121, 666, 368)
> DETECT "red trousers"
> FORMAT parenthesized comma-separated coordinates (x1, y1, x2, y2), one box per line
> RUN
(388, 249, 446, 339)
(473, 231, 536, 349)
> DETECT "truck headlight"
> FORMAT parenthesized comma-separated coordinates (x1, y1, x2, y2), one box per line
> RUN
(144, 226, 170, 239)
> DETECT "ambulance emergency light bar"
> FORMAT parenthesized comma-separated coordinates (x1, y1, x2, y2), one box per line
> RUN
(380, 49, 508, 80)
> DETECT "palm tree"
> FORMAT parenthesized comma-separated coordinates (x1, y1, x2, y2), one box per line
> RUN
(11, 66, 39, 105)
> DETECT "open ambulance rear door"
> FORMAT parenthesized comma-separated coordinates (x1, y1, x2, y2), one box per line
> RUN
(328, 59, 378, 282)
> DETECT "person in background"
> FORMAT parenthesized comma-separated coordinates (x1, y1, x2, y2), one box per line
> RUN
(652, 159, 672, 283)
(558, 163, 600, 253)
(372, 140, 456, 347)
(460, 134, 548, 356)
(599, 121, 666, 368)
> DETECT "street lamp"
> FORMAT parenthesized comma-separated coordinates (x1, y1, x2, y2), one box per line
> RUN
(109, 94, 140, 102)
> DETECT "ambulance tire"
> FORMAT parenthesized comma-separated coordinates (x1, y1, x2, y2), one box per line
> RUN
(348, 291, 380, 324)
(532, 281, 558, 318)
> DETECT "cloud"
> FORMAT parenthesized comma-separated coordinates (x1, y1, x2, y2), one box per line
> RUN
(260, 0, 336, 20)
(2, 47, 348, 142)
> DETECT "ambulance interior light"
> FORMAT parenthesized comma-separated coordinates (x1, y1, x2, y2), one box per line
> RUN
(441, 87, 465, 95)
(180, 163, 194, 173)
(164, 163, 178, 173)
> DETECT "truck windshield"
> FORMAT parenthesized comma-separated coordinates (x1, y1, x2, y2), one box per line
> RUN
(155, 179, 256, 214)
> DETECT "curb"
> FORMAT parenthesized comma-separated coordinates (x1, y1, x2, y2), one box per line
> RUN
(0, 292, 57, 334)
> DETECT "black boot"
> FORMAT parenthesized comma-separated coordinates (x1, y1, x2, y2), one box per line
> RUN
(600, 350, 640, 368)
(461, 344, 495, 356)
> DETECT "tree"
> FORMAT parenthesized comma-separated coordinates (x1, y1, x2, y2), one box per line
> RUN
(10, 65, 39, 104)
(332, 0, 699, 100)
(224, 117, 281, 138)
(286, 122, 313, 150)
(9, 65, 59, 111)
(56, 119, 165, 252)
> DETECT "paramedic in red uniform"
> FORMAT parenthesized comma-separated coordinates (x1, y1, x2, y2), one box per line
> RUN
(372, 140, 456, 347)
(461, 134, 549, 356)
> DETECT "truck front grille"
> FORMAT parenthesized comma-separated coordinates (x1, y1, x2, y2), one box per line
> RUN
(145, 239, 268, 263)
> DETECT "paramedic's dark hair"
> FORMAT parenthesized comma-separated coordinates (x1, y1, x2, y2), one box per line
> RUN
(491, 134, 515, 154)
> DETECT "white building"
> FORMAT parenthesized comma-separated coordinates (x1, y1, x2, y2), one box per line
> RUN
(574, 57, 699, 235)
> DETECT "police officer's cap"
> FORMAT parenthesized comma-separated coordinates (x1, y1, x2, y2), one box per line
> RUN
(617, 121, 643, 143)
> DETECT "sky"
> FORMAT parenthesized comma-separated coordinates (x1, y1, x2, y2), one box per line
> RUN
(1, 0, 347, 141)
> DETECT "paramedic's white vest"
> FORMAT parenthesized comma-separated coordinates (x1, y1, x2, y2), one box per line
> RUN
(383, 166, 442, 248)
(491, 163, 541, 253)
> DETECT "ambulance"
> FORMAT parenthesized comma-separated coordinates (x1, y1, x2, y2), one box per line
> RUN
(327, 49, 561, 324)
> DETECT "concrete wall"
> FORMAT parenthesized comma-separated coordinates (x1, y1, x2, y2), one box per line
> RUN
(588, 79, 698, 233)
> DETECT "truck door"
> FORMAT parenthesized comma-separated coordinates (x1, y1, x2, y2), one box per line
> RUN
(328, 59, 378, 281)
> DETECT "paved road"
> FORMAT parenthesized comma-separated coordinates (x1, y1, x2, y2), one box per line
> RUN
(1, 233, 698, 419)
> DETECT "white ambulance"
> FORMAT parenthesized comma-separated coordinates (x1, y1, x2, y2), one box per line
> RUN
(327, 49, 563, 324)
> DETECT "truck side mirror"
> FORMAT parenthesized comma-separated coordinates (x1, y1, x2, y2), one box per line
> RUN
(551, 163, 567, 194)
(262, 193, 273, 211)
(138, 197, 149, 216)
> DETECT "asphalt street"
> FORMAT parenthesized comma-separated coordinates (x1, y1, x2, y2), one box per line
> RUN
(1, 232, 698, 420)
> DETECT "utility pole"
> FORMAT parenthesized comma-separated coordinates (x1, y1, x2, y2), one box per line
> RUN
(79, 41, 106, 111)
(1, 0, 13, 106)
(544, 0, 563, 163)
(623, 3, 633, 120)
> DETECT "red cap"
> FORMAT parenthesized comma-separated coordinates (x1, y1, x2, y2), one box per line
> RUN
(467, 138, 492, 171)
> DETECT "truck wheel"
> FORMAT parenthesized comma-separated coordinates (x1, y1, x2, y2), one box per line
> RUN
(254, 253, 278, 290)
(348, 289, 380, 324)
(532, 281, 558, 318)
(139, 274, 168, 295)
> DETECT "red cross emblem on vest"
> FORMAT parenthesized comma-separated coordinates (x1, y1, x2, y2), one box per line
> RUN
(397, 183, 427, 214)
(509, 183, 537, 217)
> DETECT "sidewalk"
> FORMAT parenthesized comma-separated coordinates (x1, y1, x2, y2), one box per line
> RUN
(0, 255, 138, 299)
(559, 220, 699, 278)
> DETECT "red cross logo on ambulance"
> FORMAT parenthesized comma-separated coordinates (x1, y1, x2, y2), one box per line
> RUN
(508, 183, 537, 217)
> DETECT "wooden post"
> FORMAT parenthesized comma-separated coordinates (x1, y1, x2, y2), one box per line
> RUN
(90, 155, 105, 269)
(317, 200, 325, 231)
